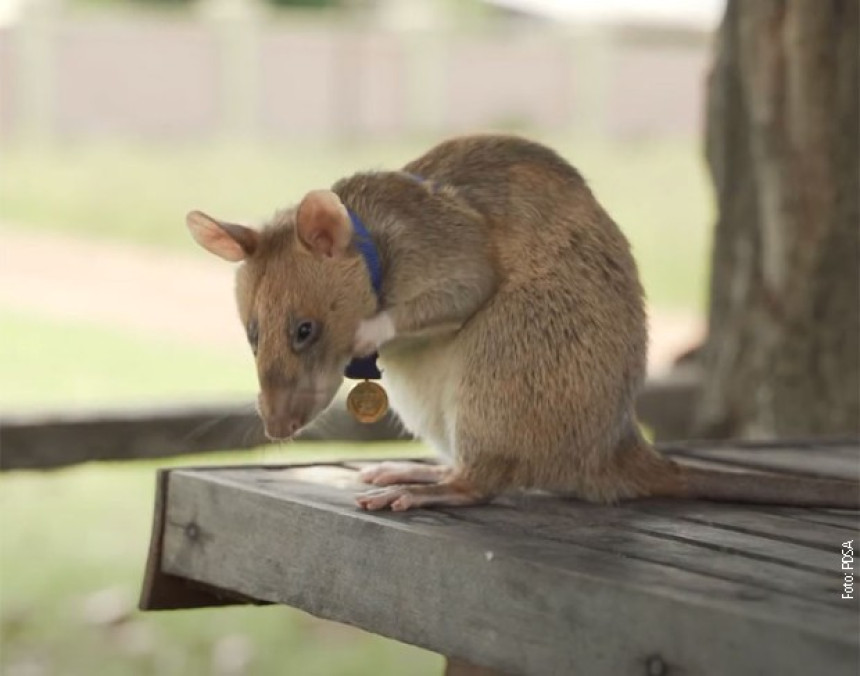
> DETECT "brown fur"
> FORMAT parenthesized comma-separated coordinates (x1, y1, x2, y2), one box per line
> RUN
(189, 134, 859, 509)
(339, 135, 658, 501)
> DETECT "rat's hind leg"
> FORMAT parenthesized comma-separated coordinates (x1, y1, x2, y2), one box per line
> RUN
(358, 461, 453, 486)
(355, 474, 489, 511)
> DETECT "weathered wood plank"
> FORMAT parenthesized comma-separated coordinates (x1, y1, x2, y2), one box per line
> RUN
(766, 507, 860, 529)
(0, 400, 406, 470)
(435, 498, 843, 603)
(138, 469, 270, 611)
(155, 464, 859, 676)
(0, 403, 266, 470)
(635, 502, 852, 549)
(444, 657, 507, 676)
(664, 443, 860, 478)
(636, 369, 699, 440)
(675, 439, 859, 452)
(263, 469, 845, 600)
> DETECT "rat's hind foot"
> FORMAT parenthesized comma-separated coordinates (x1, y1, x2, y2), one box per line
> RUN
(358, 461, 452, 486)
(355, 479, 488, 512)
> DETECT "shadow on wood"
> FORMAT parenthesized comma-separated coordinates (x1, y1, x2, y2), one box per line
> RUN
(445, 657, 507, 676)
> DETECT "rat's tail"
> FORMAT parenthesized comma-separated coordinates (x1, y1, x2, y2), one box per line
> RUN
(677, 463, 860, 508)
(604, 416, 858, 509)
(652, 459, 860, 509)
(617, 418, 859, 508)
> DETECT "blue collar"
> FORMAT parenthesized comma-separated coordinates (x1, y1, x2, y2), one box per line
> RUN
(348, 210, 382, 296)
(345, 209, 383, 380)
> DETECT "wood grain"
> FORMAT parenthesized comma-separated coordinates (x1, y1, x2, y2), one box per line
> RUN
(146, 443, 860, 676)
(0, 403, 265, 470)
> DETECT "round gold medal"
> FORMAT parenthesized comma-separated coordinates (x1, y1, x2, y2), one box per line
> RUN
(346, 380, 389, 424)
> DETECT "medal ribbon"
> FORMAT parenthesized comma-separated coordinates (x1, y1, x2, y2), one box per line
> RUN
(345, 210, 383, 380)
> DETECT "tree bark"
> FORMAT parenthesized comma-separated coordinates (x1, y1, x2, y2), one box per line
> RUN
(696, 0, 859, 438)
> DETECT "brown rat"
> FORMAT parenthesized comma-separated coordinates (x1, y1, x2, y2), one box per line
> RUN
(187, 134, 859, 510)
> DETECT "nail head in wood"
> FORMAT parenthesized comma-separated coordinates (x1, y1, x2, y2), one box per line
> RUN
(645, 654, 668, 676)
(184, 522, 200, 541)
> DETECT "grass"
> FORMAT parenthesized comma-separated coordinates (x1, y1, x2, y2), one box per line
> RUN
(0, 310, 439, 675)
(0, 310, 256, 411)
(0, 134, 714, 311)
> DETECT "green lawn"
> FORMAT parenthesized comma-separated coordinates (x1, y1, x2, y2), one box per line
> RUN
(0, 310, 256, 411)
(0, 310, 438, 675)
(0, 134, 714, 311)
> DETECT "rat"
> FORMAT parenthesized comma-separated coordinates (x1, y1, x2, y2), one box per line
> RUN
(186, 134, 859, 511)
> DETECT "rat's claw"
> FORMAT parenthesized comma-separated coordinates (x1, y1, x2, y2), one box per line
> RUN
(353, 312, 396, 357)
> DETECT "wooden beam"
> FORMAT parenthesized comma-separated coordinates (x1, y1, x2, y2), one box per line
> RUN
(0, 374, 698, 471)
(0, 403, 265, 471)
(636, 369, 700, 440)
(0, 400, 412, 471)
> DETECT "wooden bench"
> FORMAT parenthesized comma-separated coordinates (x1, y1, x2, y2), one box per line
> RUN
(139, 440, 860, 676)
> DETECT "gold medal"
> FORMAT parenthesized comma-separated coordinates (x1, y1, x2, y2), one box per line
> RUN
(346, 380, 388, 424)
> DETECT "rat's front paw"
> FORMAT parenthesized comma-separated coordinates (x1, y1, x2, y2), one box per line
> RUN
(356, 485, 423, 511)
(353, 311, 396, 357)
(355, 480, 488, 511)
(359, 461, 452, 486)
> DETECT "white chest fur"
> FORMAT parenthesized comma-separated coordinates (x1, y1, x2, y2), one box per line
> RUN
(378, 334, 461, 460)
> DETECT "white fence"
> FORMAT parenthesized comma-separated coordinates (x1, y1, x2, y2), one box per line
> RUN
(0, 3, 712, 142)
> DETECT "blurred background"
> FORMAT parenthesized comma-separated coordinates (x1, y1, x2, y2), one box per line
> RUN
(0, 0, 723, 674)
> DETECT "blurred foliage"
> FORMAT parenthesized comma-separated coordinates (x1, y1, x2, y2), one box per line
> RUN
(68, 0, 194, 9)
(268, 0, 338, 8)
(69, 0, 340, 9)
(0, 135, 713, 311)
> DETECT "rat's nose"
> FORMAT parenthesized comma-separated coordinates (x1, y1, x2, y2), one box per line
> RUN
(258, 386, 312, 439)
(263, 416, 303, 441)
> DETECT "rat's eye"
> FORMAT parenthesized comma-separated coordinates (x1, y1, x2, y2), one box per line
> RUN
(291, 319, 320, 352)
(247, 319, 259, 355)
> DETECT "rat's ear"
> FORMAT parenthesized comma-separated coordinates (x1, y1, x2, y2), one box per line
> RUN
(186, 211, 258, 262)
(295, 190, 352, 258)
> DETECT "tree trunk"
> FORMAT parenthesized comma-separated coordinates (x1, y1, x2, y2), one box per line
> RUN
(696, 0, 859, 438)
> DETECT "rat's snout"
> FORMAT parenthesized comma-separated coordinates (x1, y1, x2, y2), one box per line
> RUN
(257, 387, 314, 441)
